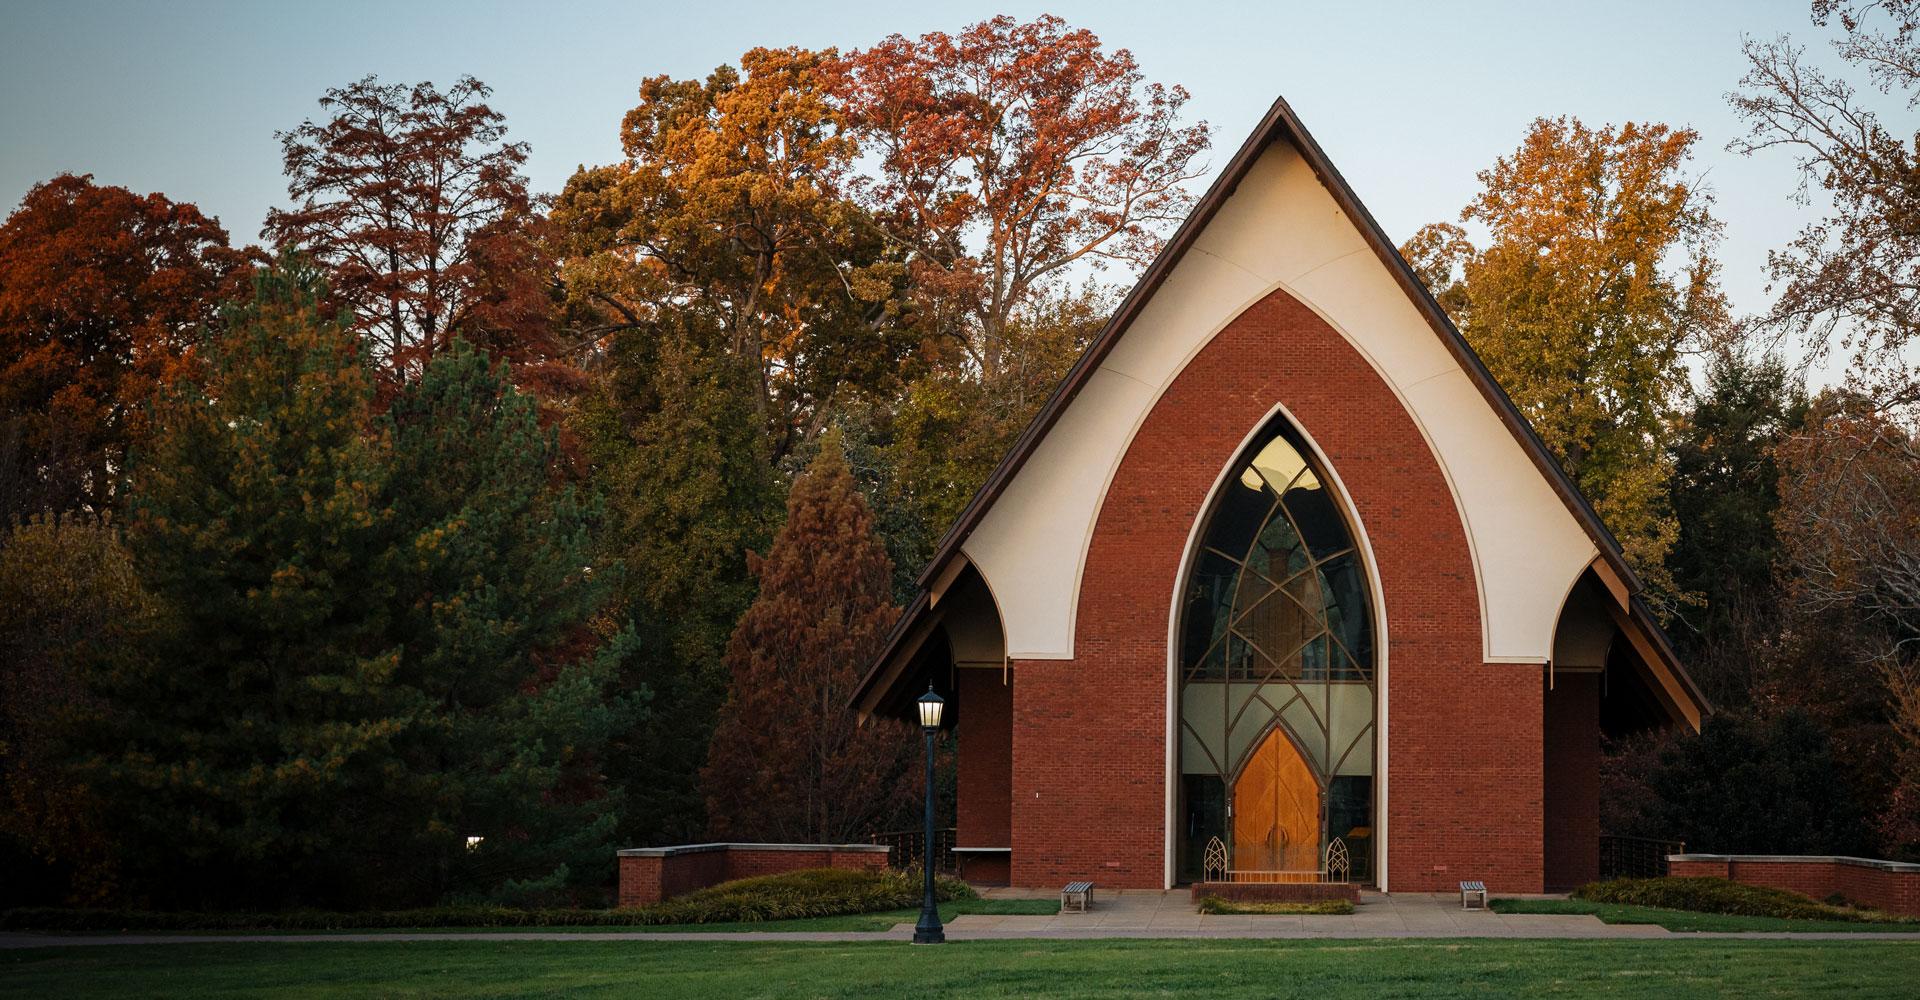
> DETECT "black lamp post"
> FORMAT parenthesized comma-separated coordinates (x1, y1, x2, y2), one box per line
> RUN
(913, 684, 946, 945)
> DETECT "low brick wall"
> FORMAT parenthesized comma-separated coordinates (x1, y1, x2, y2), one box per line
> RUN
(1189, 881, 1361, 904)
(1668, 854, 1920, 917)
(616, 843, 891, 907)
(955, 850, 1011, 885)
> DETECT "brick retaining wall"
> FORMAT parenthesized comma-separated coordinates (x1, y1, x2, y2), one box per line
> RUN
(1668, 854, 1920, 917)
(1189, 881, 1362, 904)
(615, 843, 891, 907)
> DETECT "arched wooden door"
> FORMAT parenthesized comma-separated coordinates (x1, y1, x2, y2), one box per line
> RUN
(1231, 726, 1322, 874)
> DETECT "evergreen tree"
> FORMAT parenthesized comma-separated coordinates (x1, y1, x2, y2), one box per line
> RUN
(1615, 710, 1873, 856)
(701, 432, 917, 842)
(1665, 352, 1807, 704)
(578, 321, 781, 845)
(89, 254, 400, 907)
(77, 258, 632, 907)
(381, 339, 635, 904)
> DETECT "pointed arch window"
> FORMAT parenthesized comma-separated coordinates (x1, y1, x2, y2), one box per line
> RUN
(1177, 417, 1376, 883)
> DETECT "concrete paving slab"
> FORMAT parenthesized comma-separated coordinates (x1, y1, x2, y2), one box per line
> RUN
(8, 887, 1920, 947)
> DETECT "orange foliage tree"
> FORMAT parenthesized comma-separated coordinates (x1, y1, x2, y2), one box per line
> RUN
(0, 174, 249, 520)
(266, 76, 560, 386)
(701, 432, 918, 842)
(846, 14, 1210, 377)
(553, 47, 914, 457)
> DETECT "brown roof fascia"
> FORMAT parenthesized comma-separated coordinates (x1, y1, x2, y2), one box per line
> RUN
(852, 588, 932, 722)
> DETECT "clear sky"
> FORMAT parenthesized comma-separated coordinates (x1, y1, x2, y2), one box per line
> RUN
(0, 0, 1851, 324)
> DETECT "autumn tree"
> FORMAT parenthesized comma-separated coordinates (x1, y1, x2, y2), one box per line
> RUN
(1730, 1, 1920, 412)
(0, 174, 249, 520)
(553, 47, 914, 458)
(266, 76, 544, 382)
(1403, 119, 1729, 597)
(882, 284, 1110, 560)
(701, 432, 918, 842)
(0, 518, 156, 905)
(846, 14, 1209, 379)
(1774, 395, 1920, 853)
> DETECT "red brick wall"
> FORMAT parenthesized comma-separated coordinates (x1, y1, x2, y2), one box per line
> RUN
(958, 853, 1011, 883)
(1544, 672, 1601, 890)
(956, 668, 1013, 851)
(616, 845, 889, 907)
(617, 855, 664, 908)
(1669, 857, 1920, 917)
(661, 849, 728, 901)
(1009, 284, 1548, 892)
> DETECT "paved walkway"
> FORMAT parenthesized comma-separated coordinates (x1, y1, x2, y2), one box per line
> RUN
(7, 891, 1920, 948)
(942, 889, 1920, 940)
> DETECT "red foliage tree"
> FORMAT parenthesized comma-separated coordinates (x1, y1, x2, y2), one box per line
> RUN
(265, 75, 561, 386)
(846, 15, 1211, 377)
(0, 174, 250, 520)
(701, 432, 918, 842)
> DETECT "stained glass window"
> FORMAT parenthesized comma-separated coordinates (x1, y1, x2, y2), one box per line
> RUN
(1177, 417, 1376, 883)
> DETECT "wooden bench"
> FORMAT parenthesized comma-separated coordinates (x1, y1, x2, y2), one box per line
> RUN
(1459, 880, 1487, 910)
(1061, 881, 1094, 913)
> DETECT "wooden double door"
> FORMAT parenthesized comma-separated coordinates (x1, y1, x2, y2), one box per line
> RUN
(1231, 726, 1322, 875)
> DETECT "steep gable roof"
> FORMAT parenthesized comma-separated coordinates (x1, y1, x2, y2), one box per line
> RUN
(855, 94, 1707, 723)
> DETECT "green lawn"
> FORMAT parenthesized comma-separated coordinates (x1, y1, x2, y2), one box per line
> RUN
(1492, 897, 1920, 933)
(64, 899, 1060, 937)
(5, 939, 1919, 998)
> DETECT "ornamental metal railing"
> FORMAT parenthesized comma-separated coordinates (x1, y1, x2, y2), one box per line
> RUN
(868, 826, 957, 875)
(1599, 835, 1684, 880)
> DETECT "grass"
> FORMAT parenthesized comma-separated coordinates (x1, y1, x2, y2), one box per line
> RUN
(416, 898, 1054, 935)
(1571, 876, 1916, 924)
(23, 899, 1061, 937)
(5, 939, 1920, 998)
(1194, 896, 1354, 915)
(1491, 897, 1918, 933)
(1, 868, 982, 933)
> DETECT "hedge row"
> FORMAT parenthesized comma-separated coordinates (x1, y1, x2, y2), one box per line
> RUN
(1572, 877, 1912, 923)
(1, 868, 976, 932)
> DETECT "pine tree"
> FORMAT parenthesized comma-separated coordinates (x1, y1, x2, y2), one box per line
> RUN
(701, 431, 917, 842)
(1664, 352, 1807, 704)
(381, 339, 634, 903)
(88, 253, 401, 907)
(80, 258, 636, 907)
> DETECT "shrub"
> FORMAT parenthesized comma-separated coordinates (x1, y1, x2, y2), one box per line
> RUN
(1604, 711, 1873, 856)
(1195, 896, 1353, 915)
(1572, 877, 1912, 923)
(0, 868, 976, 932)
(639, 868, 974, 925)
